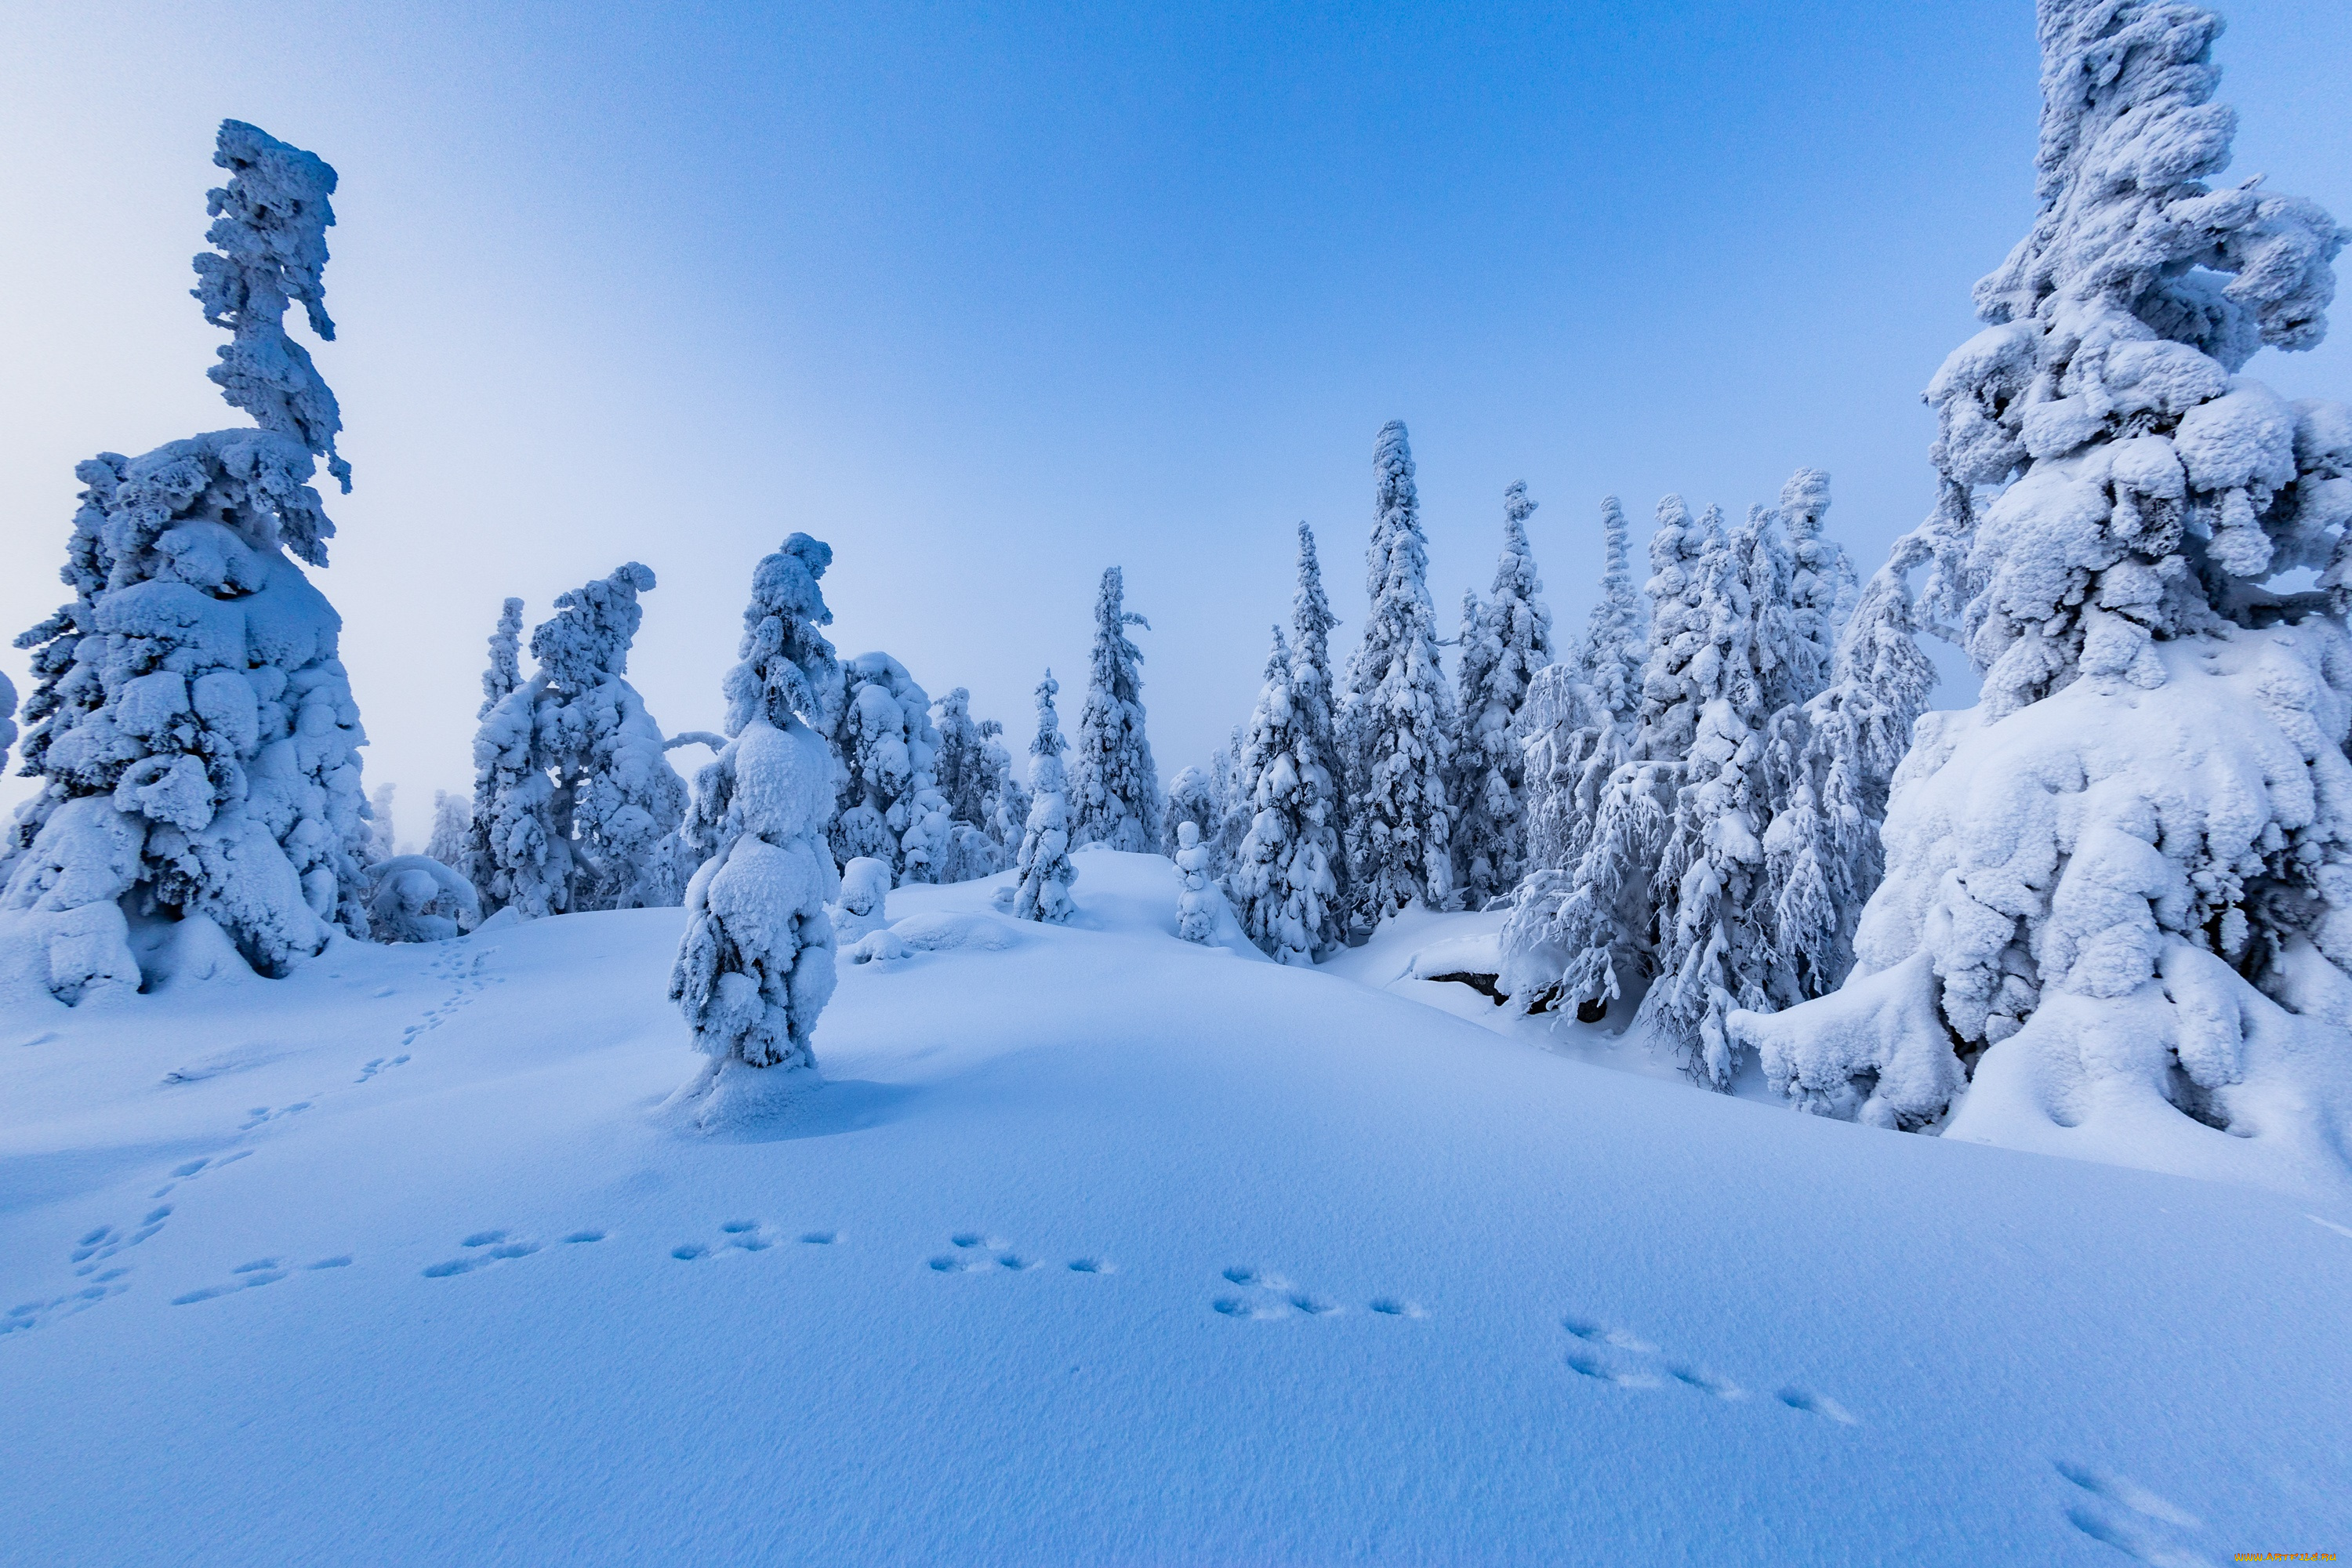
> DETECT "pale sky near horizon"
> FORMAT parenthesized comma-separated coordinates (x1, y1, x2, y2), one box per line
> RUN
(2, 1, 2348, 843)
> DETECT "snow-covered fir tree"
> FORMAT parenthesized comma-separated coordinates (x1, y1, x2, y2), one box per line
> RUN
(1012, 671, 1077, 923)
(1450, 482, 1553, 906)
(670, 534, 844, 1089)
(931, 686, 1010, 879)
(1070, 568, 1160, 853)
(2, 122, 373, 1000)
(463, 598, 524, 895)
(1160, 765, 1221, 863)
(1286, 522, 1345, 914)
(1519, 495, 1646, 880)
(424, 789, 471, 871)
(1174, 820, 1219, 944)
(1342, 422, 1454, 926)
(1501, 495, 1711, 1015)
(472, 564, 690, 918)
(983, 725, 1030, 864)
(367, 782, 397, 863)
(1225, 624, 1341, 965)
(1732, 0, 2352, 1169)
(479, 597, 523, 720)
(833, 653, 952, 885)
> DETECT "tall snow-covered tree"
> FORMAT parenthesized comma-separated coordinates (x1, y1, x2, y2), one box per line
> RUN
(1342, 422, 1454, 926)
(1012, 671, 1077, 923)
(931, 688, 995, 831)
(479, 597, 523, 719)
(1450, 482, 1553, 906)
(472, 564, 690, 917)
(1519, 495, 1646, 882)
(1225, 625, 1341, 964)
(1732, 0, 2352, 1171)
(463, 597, 524, 895)
(833, 653, 952, 885)
(2, 122, 373, 1000)
(424, 789, 471, 872)
(670, 534, 844, 1087)
(1287, 522, 1345, 913)
(367, 782, 397, 863)
(1070, 567, 1160, 852)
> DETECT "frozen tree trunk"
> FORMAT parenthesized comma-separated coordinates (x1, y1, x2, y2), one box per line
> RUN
(667, 535, 844, 1124)
(1070, 567, 1160, 852)
(3, 122, 375, 1001)
(1730, 0, 2352, 1189)
(1342, 422, 1454, 928)
(1012, 671, 1079, 923)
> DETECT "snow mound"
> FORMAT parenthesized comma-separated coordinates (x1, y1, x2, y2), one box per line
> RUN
(847, 910, 1020, 964)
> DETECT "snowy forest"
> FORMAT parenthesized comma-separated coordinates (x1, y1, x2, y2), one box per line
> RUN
(4, 2, 2350, 1563)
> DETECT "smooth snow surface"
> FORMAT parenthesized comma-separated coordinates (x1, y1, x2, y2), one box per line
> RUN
(3, 851, 2348, 1566)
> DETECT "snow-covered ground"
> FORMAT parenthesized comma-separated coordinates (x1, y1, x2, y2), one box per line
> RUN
(4, 848, 2348, 1566)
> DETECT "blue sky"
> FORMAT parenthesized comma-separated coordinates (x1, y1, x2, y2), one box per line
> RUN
(2, 0, 2348, 835)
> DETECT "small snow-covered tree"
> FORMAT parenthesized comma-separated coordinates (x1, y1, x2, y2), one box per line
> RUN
(472, 564, 689, 917)
(1451, 482, 1554, 906)
(1342, 422, 1454, 926)
(1731, 0, 2352, 1176)
(983, 725, 1030, 862)
(424, 789, 470, 871)
(931, 685, 1004, 880)
(1070, 567, 1160, 852)
(2, 122, 374, 1000)
(1160, 766, 1221, 862)
(1225, 624, 1341, 964)
(1012, 671, 1078, 922)
(1174, 821, 1218, 943)
(833, 653, 952, 885)
(670, 534, 844, 1085)
(367, 782, 397, 864)
(463, 598, 525, 895)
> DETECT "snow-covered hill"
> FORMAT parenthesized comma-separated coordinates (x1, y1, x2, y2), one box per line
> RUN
(4, 849, 2347, 1565)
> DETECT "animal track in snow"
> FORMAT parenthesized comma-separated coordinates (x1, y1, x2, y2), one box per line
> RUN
(673, 1218, 824, 1260)
(423, 1229, 557, 1278)
(927, 1232, 1076, 1274)
(1213, 1265, 1357, 1321)
(354, 1054, 411, 1084)
(171, 1254, 350, 1305)
(398, 948, 499, 1052)
(1555, 1312, 1849, 1422)
(150, 1149, 252, 1200)
(237, 1102, 312, 1132)
(2054, 1461, 2215, 1566)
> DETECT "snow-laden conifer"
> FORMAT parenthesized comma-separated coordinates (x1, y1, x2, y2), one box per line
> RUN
(3, 122, 373, 1000)
(473, 565, 689, 917)
(931, 687, 1004, 872)
(1012, 671, 1078, 923)
(1226, 625, 1341, 964)
(1342, 422, 1454, 926)
(1070, 568, 1160, 852)
(669, 534, 844, 1094)
(833, 653, 952, 885)
(1730, 0, 2352, 1181)
(367, 782, 397, 864)
(1450, 482, 1553, 906)
(1174, 821, 1219, 944)
(1287, 523, 1345, 916)
(425, 789, 471, 872)
(479, 598, 523, 720)
(1160, 766, 1221, 862)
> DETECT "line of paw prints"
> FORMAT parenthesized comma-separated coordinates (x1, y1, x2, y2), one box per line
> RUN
(673, 1220, 838, 1261)
(422, 1227, 606, 1278)
(928, 1232, 1112, 1276)
(1212, 1265, 1425, 1321)
(1559, 1313, 1857, 1424)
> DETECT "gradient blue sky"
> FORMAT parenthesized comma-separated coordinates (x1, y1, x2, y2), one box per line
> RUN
(3, 1, 2348, 838)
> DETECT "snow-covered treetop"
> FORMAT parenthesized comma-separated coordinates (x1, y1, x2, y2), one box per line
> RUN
(191, 120, 351, 492)
(1030, 670, 1066, 765)
(1975, 0, 2343, 370)
(1367, 421, 1427, 613)
(1575, 495, 1646, 728)
(1292, 521, 1338, 676)
(480, 597, 524, 720)
(532, 562, 656, 690)
(721, 535, 840, 737)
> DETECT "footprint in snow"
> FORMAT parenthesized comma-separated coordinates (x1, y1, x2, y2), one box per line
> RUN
(927, 1233, 1100, 1275)
(421, 1226, 598, 1278)
(150, 1149, 252, 1200)
(172, 1254, 352, 1305)
(2054, 1461, 2216, 1566)
(1555, 1312, 1846, 1421)
(1212, 1265, 1361, 1321)
(354, 1054, 412, 1084)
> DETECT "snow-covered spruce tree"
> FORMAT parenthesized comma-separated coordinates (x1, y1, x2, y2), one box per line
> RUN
(931, 686, 1008, 878)
(473, 565, 689, 917)
(2, 122, 375, 1000)
(1070, 567, 1160, 853)
(1160, 765, 1221, 862)
(367, 782, 397, 863)
(669, 534, 844, 1105)
(982, 725, 1030, 863)
(1012, 671, 1077, 923)
(1500, 495, 1712, 1016)
(833, 653, 952, 885)
(1342, 422, 1454, 926)
(1731, 0, 2352, 1185)
(462, 597, 524, 895)
(1174, 820, 1219, 943)
(424, 789, 470, 871)
(1286, 523, 1345, 910)
(1225, 624, 1341, 964)
(1451, 482, 1554, 906)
